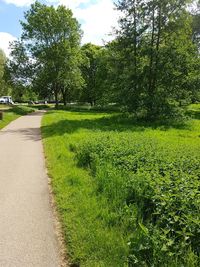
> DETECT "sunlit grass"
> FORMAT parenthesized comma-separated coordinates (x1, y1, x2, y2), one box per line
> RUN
(42, 107, 200, 266)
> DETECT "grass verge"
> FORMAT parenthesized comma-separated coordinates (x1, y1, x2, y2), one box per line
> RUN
(42, 106, 200, 266)
(0, 105, 35, 130)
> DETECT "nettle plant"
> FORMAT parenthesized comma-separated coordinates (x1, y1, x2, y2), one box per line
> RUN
(74, 133, 200, 266)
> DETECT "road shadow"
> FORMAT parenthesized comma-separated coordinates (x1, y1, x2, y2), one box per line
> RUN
(0, 127, 41, 142)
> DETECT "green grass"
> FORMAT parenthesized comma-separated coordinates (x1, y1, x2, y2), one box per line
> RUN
(42, 106, 200, 266)
(0, 105, 35, 130)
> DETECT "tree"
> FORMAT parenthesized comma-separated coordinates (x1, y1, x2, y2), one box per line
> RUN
(0, 49, 6, 80)
(81, 43, 109, 106)
(115, 0, 199, 119)
(8, 2, 83, 106)
(157, 12, 200, 106)
(5, 40, 34, 100)
(115, 0, 148, 111)
(0, 49, 9, 96)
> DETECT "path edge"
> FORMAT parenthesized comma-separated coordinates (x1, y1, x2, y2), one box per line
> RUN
(40, 114, 70, 267)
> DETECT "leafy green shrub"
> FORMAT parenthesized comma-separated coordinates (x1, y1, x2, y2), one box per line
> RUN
(73, 133, 200, 266)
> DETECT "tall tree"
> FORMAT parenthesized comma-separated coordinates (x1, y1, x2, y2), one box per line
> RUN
(9, 2, 83, 107)
(81, 44, 102, 106)
(5, 40, 35, 101)
(116, 0, 148, 110)
(0, 49, 6, 80)
(116, 0, 199, 119)
(0, 49, 8, 96)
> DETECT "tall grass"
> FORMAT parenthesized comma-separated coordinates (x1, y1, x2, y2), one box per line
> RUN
(42, 107, 200, 266)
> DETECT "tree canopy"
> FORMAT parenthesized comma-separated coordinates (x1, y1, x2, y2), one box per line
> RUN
(5, 0, 200, 119)
(7, 1, 83, 106)
(112, 0, 200, 118)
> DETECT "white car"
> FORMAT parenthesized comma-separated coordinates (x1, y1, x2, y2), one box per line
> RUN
(0, 96, 14, 105)
(0, 98, 6, 104)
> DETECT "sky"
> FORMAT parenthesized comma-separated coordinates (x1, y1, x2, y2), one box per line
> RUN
(0, 0, 119, 57)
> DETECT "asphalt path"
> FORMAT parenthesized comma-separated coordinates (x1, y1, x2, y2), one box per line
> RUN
(0, 111, 60, 267)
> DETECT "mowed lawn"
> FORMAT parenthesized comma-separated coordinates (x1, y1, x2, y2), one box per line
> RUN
(42, 106, 200, 267)
(0, 106, 35, 130)
(0, 106, 20, 130)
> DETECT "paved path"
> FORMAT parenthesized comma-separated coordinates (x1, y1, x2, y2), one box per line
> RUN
(0, 111, 60, 267)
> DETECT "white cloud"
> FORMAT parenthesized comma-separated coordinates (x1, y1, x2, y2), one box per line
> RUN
(58, 0, 90, 9)
(2, 0, 90, 8)
(58, 0, 119, 45)
(1, 0, 119, 45)
(3, 0, 34, 7)
(0, 32, 17, 57)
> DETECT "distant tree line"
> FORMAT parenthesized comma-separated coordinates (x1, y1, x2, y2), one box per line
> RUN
(3, 0, 200, 119)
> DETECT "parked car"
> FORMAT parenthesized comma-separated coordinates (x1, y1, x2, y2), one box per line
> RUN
(0, 98, 6, 104)
(0, 96, 14, 105)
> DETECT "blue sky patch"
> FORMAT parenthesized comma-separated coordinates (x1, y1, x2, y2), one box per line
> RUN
(0, 1, 28, 37)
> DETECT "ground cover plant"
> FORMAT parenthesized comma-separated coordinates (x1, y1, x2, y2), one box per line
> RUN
(42, 106, 200, 266)
(0, 105, 35, 130)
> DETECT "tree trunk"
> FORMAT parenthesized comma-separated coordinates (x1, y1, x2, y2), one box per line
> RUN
(152, 4, 162, 94)
(61, 87, 67, 106)
(133, 0, 138, 105)
(147, 4, 156, 117)
(133, 1, 137, 73)
(63, 95, 67, 106)
(54, 83, 59, 109)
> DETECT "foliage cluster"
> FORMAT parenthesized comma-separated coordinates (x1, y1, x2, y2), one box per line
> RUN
(6, 1, 83, 106)
(0, 49, 12, 96)
(110, 0, 200, 119)
(5, 1, 200, 120)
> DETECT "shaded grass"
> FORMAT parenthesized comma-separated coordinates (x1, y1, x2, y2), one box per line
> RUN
(42, 107, 200, 266)
(56, 103, 121, 113)
(28, 104, 52, 110)
(42, 110, 191, 138)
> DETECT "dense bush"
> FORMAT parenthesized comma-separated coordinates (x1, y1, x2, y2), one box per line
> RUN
(73, 133, 200, 266)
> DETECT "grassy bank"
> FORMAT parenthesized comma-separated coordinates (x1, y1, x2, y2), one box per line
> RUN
(42, 107, 200, 266)
(0, 105, 35, 130)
